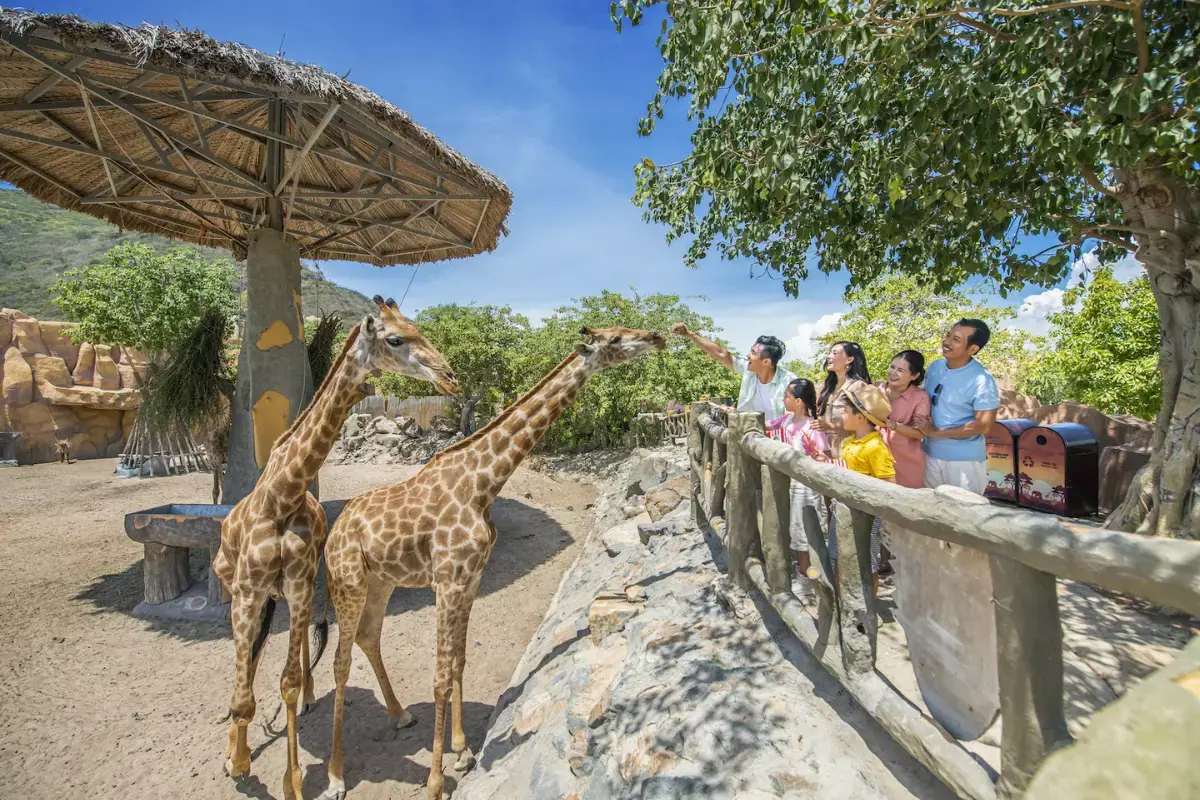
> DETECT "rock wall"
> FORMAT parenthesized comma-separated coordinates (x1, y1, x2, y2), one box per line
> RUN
(0, 309, 146, 464)
(998, 388, 1153, 453)
(455, 449, 944, 800)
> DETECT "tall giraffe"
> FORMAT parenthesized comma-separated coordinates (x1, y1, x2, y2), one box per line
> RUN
(212, 296, 458, 800)
(319, 326, 667, 800)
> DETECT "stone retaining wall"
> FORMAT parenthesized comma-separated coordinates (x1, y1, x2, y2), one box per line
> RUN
(1, 308, 146, 464)
(455, 449, 947, 800)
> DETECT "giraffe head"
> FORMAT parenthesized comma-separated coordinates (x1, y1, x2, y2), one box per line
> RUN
(574, 326, 667, 368)
(358, 296, 459, 395)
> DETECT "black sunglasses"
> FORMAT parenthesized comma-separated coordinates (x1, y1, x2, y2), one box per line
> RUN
(931, 384, 944, 406)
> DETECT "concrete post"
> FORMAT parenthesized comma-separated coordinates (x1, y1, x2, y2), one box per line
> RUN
(223, 228, 314, 503)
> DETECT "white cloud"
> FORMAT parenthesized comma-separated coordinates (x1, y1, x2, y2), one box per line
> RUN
(786, 312, 845, 364)
(1010, 252, 1145, 337)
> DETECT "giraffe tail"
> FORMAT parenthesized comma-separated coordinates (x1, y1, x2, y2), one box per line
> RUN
(251, 597, 276, 663)
(309, 591, 330, 670)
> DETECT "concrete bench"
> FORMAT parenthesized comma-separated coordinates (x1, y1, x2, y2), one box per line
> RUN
(124, 499, 350, 610)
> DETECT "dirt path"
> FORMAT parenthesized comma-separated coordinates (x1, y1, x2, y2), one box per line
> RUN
(0, 459, 596, 799)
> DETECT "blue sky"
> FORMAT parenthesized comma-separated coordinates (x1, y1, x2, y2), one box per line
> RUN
(12, 0, 1141, 361)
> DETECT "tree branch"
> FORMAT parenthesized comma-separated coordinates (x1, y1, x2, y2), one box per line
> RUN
(1131, 0, 1150, 76)
(1076, 159, 1121, 199)
(950, 13, 1017, 41)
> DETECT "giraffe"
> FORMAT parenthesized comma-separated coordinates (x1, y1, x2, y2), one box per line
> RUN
(318, 325, 667, 800)
(211, 296, 458, 800)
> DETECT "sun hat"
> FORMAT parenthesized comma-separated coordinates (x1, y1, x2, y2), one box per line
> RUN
(843, 379, 892, 428)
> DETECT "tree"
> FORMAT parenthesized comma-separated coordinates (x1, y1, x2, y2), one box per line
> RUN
(784, 273, 1032, 383)
(1017, 265, 1160, 419)
(614, 1, 1199, 537)
(518, 290, 740, 451)
(52, 242, 240, 360)
(372, 304, 533, 433)
(304, 312, 347, 388)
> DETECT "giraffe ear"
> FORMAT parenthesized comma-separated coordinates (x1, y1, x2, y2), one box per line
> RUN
(362, 315, 377, 338)
(573, 342, 594, 356)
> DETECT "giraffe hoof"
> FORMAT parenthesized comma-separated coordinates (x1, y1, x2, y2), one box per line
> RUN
(320, 781, 347, 800)
(453, 746, 476, 773)
(223, 756, 250, 778)
(396, 709, 417, 729)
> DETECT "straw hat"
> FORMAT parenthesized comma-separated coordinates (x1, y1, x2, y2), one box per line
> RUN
(843, 380, 892, 428)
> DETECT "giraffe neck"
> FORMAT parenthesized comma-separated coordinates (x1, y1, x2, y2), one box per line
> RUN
(452, 352, 596, 501)
(256, 350, 368, 501)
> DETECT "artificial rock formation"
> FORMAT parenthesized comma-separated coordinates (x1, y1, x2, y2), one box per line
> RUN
(0, 308, 147, 464)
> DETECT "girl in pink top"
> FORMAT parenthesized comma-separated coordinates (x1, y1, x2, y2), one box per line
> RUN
(767, 378, 830, 596)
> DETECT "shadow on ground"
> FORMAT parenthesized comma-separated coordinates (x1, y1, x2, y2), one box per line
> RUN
(73, 497, 576, 643)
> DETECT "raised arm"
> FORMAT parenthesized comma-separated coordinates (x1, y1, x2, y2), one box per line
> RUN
(671, 323, 735, 372)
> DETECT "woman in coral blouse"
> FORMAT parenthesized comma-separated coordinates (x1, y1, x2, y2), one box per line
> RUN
(879, 349, 930, 488)
(877, 349, 931, 576)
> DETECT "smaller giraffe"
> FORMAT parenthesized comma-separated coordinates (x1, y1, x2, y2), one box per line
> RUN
(319, 325, 666, 800)
(207, 395, 232, 504)
(212, 297, 457, 800)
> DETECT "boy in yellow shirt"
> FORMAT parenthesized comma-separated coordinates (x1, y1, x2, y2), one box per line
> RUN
(827, 380, 895, 591)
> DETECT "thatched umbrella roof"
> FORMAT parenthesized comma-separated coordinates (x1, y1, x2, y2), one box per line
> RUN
(0, 10, 512, 265)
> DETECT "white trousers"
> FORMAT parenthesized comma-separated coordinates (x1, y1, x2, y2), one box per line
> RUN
(924, 456, 988, 495)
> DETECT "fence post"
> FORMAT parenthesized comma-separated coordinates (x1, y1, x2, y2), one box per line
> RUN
(687, 402, 706, 528)
(990, 554, 1073, 797)
(759, 460, 793, 593)
(711, 436, 728, 521)
(701, 430, 714, 513)
(726, 412, 764, 588)
(834, 504, 878, 675)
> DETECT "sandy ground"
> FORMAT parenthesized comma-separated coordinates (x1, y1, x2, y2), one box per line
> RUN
(0, 458, 596, 800)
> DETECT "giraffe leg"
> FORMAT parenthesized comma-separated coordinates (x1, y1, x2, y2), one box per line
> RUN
(322, 574, 365, 800)
(224, 587, 268, 779)
(357, 576, 415, 731)
(300, 619, 315, 714)
(279, 553, 315, 800)
(428, 585, 474, 799)
(450, 586, 479, 774)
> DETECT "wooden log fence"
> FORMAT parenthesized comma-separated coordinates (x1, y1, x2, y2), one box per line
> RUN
(687, 401, 1200, 800)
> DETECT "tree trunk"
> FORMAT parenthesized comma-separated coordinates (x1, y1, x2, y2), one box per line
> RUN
(1107, 165, 1200, 539)
(460, 391, 482, 437)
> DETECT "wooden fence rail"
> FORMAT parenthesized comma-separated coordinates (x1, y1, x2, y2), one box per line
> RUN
(687, 401, 1200, 800)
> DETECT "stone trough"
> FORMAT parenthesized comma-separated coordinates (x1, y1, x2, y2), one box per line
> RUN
(123, 499, 349, 622)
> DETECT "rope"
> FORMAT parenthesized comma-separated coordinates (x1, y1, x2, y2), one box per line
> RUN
(398, 263, 420, 309)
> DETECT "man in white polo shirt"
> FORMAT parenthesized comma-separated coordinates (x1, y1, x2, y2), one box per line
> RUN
(671, 324, 794, 418)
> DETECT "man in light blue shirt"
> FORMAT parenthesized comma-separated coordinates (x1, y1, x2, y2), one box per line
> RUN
(917, 318, 1000, 494)
(671, 324, 794, 418)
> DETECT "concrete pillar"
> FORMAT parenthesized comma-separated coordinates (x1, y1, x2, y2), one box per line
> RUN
(223, 228, 314, 503)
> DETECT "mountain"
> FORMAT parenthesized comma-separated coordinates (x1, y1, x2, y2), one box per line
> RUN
(0, 188, 376, 322)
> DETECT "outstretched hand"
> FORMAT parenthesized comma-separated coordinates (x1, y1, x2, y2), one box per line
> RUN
(671, 323, 692, 337)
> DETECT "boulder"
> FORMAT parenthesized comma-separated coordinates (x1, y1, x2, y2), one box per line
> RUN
(396, 415, 421, 438)
(627, 448, 688, 495)
(12, 318, 47, 356)
(431, 415, 459, 437)
(71, 343, 96, 385)
(373, 417, 400, 435)
(0, 313, 11, 350)
(638, 518, 689, 545)
(115, 346, 144, 389)
(28, 354, 72, 388)
(92, 345, 120, 390)
(588, 591, 644, 644)
(600, 518, 643, 557)
(644, 485, 683, 522)
(39, 322, 80, 371)
(2, 347, 34, 406)
(38, 383, 141, 411)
